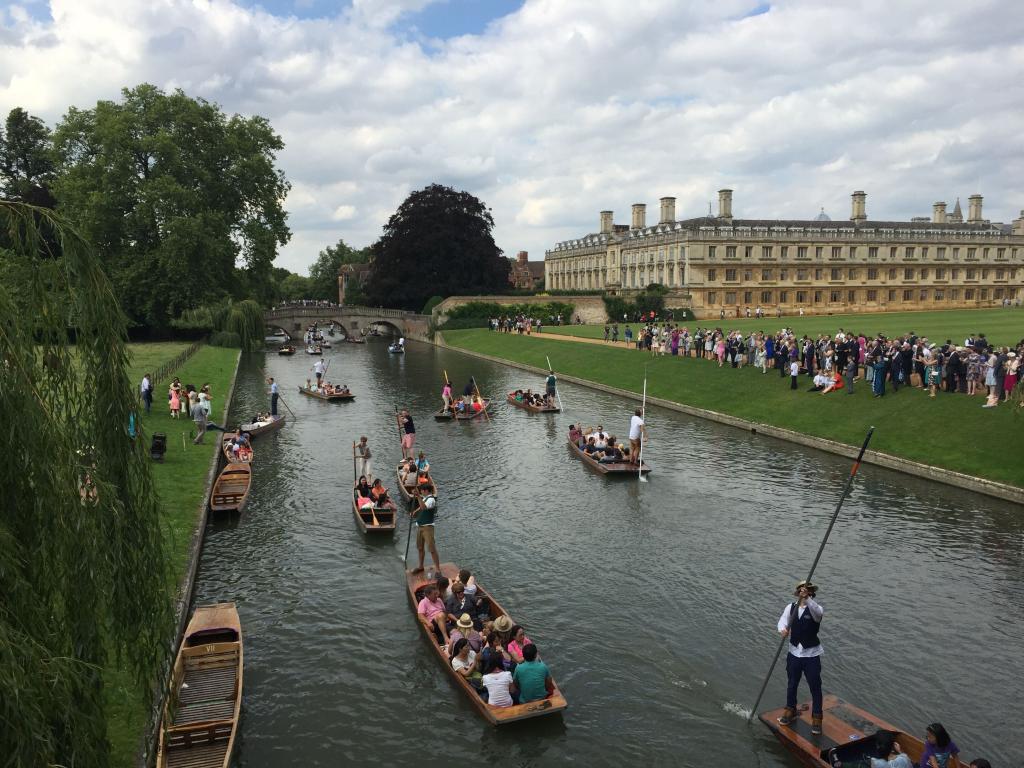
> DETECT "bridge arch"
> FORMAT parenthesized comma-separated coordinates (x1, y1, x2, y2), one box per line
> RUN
(264, 305, 430, 343)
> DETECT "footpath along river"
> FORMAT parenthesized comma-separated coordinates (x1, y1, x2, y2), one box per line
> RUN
(192, 340, 1023, 767)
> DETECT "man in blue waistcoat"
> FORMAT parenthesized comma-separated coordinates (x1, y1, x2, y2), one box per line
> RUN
(777, 579, 824, 734)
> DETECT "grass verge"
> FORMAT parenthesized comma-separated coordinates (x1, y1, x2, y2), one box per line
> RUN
(545, 307, 1024, 345)
(105, 343, 241, 766)
(442, 328, 1024, 489)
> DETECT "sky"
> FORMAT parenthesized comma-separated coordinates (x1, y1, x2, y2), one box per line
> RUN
(2, 0, 1023, 275)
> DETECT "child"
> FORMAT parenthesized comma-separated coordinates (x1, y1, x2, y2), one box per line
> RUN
(790, 359, 799, 390)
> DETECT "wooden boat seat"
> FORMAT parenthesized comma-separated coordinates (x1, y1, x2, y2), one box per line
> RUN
(164, 729, 230, 767)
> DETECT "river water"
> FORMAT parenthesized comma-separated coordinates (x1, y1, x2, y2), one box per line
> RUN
(192, 340, 1023, 767)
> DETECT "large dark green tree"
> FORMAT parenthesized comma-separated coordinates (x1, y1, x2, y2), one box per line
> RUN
(308, 238, 368, 301)
(0, 202, 171, 765)
(0, 107, 57, 207)
(52, 84, 291, 328)
(364, 184, 509, 310)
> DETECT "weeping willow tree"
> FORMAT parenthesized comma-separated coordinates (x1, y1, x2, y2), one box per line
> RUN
(173, 298, 265, 351)
(0, 202, 171, 766)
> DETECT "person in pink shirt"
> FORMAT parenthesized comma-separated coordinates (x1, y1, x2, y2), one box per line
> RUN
(417, 584, 450, 645)
(506, 624, 533, 663)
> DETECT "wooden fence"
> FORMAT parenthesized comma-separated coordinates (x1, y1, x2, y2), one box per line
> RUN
(153, 339, 205, 385)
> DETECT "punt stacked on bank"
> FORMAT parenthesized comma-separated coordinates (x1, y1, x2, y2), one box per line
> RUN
(210, 464, 252, 514)
(406, 563, 568, 725)
(156, 603, 243, 768)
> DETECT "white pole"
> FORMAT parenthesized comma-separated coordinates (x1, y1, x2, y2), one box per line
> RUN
(638, 372, 648, 482)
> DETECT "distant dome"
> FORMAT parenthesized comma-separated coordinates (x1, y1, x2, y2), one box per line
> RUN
(814, 207, 831, 222)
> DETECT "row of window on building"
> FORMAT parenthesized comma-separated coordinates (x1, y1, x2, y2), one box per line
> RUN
(705, 266, 1017, 282)
(705, 286, 1020, 306)
(700, 244, 1015, 261)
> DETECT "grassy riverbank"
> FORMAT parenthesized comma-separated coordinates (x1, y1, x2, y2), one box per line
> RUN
(548, 307, 1024, 345)
(442, 328, 1024, 489)
(105, 343, 240, 765)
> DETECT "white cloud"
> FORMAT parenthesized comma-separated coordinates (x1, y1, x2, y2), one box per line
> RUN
(1, 0, 1022, 275)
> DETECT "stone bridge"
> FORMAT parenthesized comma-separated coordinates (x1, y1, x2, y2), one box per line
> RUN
(264, 305, 432, 342)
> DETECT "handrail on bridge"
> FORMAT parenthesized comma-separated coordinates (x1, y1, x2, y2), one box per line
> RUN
(264, 305, 418, 318)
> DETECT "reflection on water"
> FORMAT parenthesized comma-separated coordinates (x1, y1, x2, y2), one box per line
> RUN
(191, 342, 1023, 767)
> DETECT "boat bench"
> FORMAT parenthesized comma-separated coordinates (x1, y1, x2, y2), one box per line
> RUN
(211, 491, 244, 506)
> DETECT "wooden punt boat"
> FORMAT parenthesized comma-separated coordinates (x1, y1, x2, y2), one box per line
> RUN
(156, 603, 243, 768)
(297, 385, 354, 401)
(344, 336, 366, 344)
(454, 399, 491, 420)
(220, 436, 253, 464)
(759, 695, 956, 768)
(305, 345, 322, 355)
(277, 345, 296, 355)
(406, 563, 567, 725)
(387, 342, 405, 353)
(351, 485, 398, 534)
(239, 414, 285, 439)
(209, 464, 251, 514)
(567, 438, 651, 475)
(395, 462, 438, 503)
(506, 393, 559, 414)
(434, 408, 455, 421)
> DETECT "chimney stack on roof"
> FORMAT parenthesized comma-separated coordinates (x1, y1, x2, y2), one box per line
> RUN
(932, 202, 947, 224)
(967, 194, 983, 223)
(659, 197, 676, 225)
(850, 191, 867, 222)
(718, 189, 733, 220)
(516, 251, 528, 264)
(600, 210, 613, 235)
(1013, 210, 1024, 236)
(631, 203, 647, 230)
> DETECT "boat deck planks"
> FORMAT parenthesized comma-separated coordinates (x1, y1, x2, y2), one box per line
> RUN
(406, 563, 567, 725)
(239, 414, 285, 439)
(158, 603, 243, 768)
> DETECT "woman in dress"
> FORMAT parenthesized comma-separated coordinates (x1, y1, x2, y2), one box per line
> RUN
(1002, 351, 1019, 401)
(715, 335, 726, 367)
(168, 381, 180, 419)
(982, 348, 999, 407)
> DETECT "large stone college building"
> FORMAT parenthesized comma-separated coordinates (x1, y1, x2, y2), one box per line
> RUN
(544, 190, 1024, 318)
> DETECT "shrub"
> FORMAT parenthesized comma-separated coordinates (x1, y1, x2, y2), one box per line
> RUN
(422, 295, 445, 315)
(443, 300, 575, 321)
(209, 330, 242, 348)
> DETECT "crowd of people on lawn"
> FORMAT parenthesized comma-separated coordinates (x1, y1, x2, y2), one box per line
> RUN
(598, 322, 1023, 407)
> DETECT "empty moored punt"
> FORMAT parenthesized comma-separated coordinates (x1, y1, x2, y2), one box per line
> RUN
(567, 438, 651, 475)
(406, 563, 567, 725)
(759, 695, 961, 768)
(220, 436, 253, 464)
(351, 484, 397, 534)
(210, 464, 252, 514)
(277, 345, 296, 355)
(239, 414, 285, 439)
(297, 385, 354, 401)
(506, 393, 559, 414)
(395, 462, 438, 503)
(156, 603, 243, 768)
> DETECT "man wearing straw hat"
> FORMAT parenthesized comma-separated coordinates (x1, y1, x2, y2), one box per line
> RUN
(777, 580, 825, 734)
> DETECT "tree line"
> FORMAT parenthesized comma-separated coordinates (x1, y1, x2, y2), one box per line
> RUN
(0, 85, 291, 331)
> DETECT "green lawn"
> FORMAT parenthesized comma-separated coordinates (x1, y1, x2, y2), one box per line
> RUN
(443, 329, 1024, 488)
(105, 343, 240, 766)
(545, 307, 1024, 346)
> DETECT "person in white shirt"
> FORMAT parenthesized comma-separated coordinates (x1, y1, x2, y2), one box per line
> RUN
(313, 359, 325, 389)
(777, 580, 824, 734)
(628, 408, 645, 465)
